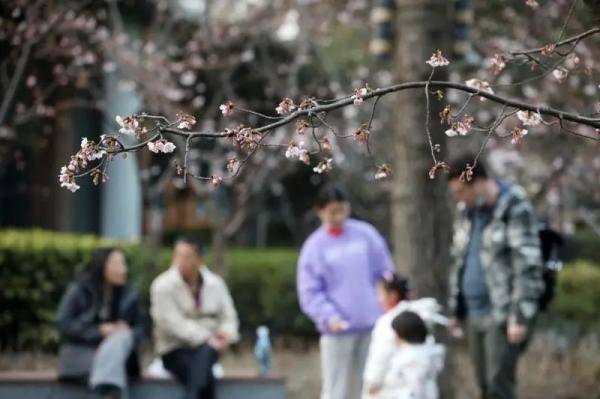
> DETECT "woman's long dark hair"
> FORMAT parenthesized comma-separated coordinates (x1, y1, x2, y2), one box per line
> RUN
(81, 247, 122, 289)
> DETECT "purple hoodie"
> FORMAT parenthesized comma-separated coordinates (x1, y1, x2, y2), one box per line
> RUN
(297, 218, 395, 335)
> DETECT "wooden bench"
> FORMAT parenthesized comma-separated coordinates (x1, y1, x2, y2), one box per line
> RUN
(0, 370, 286, 399)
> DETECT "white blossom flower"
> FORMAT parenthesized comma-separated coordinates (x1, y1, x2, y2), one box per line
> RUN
(426, 50, 450, 67)
(375, 164, 393, 180)
(276, 98, 296, 115)
(285, 141, 305, 159)
(219, 101, 234, 117)
(516, 110, 542, 126)
(511, 127, 528, 145)
(351, 95, 364, 105)
(80, 138, 105, 161)
(552, 68, 568, 82)
(353, 124, 370, 143)
(148, 139, 176, 154)
(313, 158, 333, 174)
(176, 113, 197, 130)
(350, 86, 370, 105)
(62, 181, 80, 192)
(525, 0, 539, 9)
(465, 78, 494, 100)
(59, 167, 80, 192)
(445, 116, 474, 137)
(211, 176, 223, 187)
(115, 115, 138, 135)
(285, 141, 310, 164)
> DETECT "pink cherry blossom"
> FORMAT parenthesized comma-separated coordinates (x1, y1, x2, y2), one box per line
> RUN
(115, 115, 139, 135)
(445, 116, 474, 137)
(525, 0, 539, 9)
(425, 50, 450, 67)
(353, 124, 370, 143)
(276, 98, 296, 115)
(465, 78, 494, 100)
(511, 127, 528, 145)
(211, 176, 223, 187)
(148, 139, 176, 154)
(516, 110, 542, 126)
(313, 158, 333, 174)
(375, 164, 393, 180)
(350, 85, 370, 105)
(552, 68, 568, 82)
(58, 166, 80, 192)
(176, 113, 197, 129)
(220, 101, 235, 117)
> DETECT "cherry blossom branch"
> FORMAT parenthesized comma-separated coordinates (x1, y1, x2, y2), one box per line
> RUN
(509, 27, 600, 56)
(59, 55, 600, 192)
(556, 0, 579, 42)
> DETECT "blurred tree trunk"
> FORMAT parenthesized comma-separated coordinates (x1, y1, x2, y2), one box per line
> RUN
(392, 0, 452, 304)
(391, 1, 454, 397)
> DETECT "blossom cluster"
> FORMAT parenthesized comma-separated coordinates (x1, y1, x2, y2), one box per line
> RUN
(285, 141, 310, 164)
(445, 116, 474, 137)
(58, 137, 109, 192)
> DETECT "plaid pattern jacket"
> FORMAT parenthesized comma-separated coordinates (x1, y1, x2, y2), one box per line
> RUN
(448, 183, 544, 325)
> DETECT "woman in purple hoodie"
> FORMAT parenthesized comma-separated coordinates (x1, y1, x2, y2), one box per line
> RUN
(297, 186, 395, 399)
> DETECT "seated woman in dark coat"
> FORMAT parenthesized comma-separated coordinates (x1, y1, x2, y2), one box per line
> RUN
(57, 247, 147, 399)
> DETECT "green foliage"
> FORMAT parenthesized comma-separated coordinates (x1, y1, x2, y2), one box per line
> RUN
(0, 229, 169, 350)
(0, 229, 312, 351)
(224, 248, 314, 337)
(551, 260, 600, 325)
(573, 228, 600, 264)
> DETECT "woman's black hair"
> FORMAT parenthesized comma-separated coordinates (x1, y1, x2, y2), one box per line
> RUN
(81, 247, 122, 287)
(381, 272, 411, 301)
(391, 311, 428, 344)
(315, 185, 347, 209)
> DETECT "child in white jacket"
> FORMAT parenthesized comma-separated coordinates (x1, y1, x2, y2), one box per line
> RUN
(375, 311, 445, 399)
(363, 273, 447, 398)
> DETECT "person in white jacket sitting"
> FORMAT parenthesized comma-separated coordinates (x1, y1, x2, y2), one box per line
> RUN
(150, 236, 239, 399)
(363, 273, 447, 398)
(374, 311, 445, 399)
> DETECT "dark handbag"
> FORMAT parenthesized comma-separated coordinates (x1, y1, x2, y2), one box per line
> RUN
(57, 343, 96, 380)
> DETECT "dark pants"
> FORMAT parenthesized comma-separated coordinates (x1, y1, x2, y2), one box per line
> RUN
(162, 345, 219, 399)
(466, 315, 531, 399)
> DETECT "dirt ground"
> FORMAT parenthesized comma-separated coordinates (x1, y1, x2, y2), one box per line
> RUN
(1, 334, 598, 399)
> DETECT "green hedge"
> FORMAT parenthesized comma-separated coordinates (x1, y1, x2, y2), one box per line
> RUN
(0, 229, 312, 351)
(551, 260, 600, 326)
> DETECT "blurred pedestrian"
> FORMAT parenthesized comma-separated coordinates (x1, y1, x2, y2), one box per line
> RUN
(57, 247, 146, 399)
(150, 236, 239, 399)
(447, 155, 544, 399)
(371, 311, 445, 399)
(363, 273, 447, 398)
(297, 185, 395, 399)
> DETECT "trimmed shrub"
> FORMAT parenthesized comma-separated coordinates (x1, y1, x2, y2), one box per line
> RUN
(551, 260, 600, 326)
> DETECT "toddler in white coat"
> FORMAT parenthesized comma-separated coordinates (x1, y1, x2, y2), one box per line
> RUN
(363, 273, 447, 399)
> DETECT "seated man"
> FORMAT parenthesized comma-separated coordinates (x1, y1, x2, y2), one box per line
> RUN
(150, 236, 239, 399)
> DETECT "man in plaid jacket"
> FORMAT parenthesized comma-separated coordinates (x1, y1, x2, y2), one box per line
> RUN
(446, 155, 544, 399)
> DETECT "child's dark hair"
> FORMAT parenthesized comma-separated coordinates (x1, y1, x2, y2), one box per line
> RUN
(391, 311, 428, 344)
(381, 272, 410, 301)
(315, 185, 347, 209)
